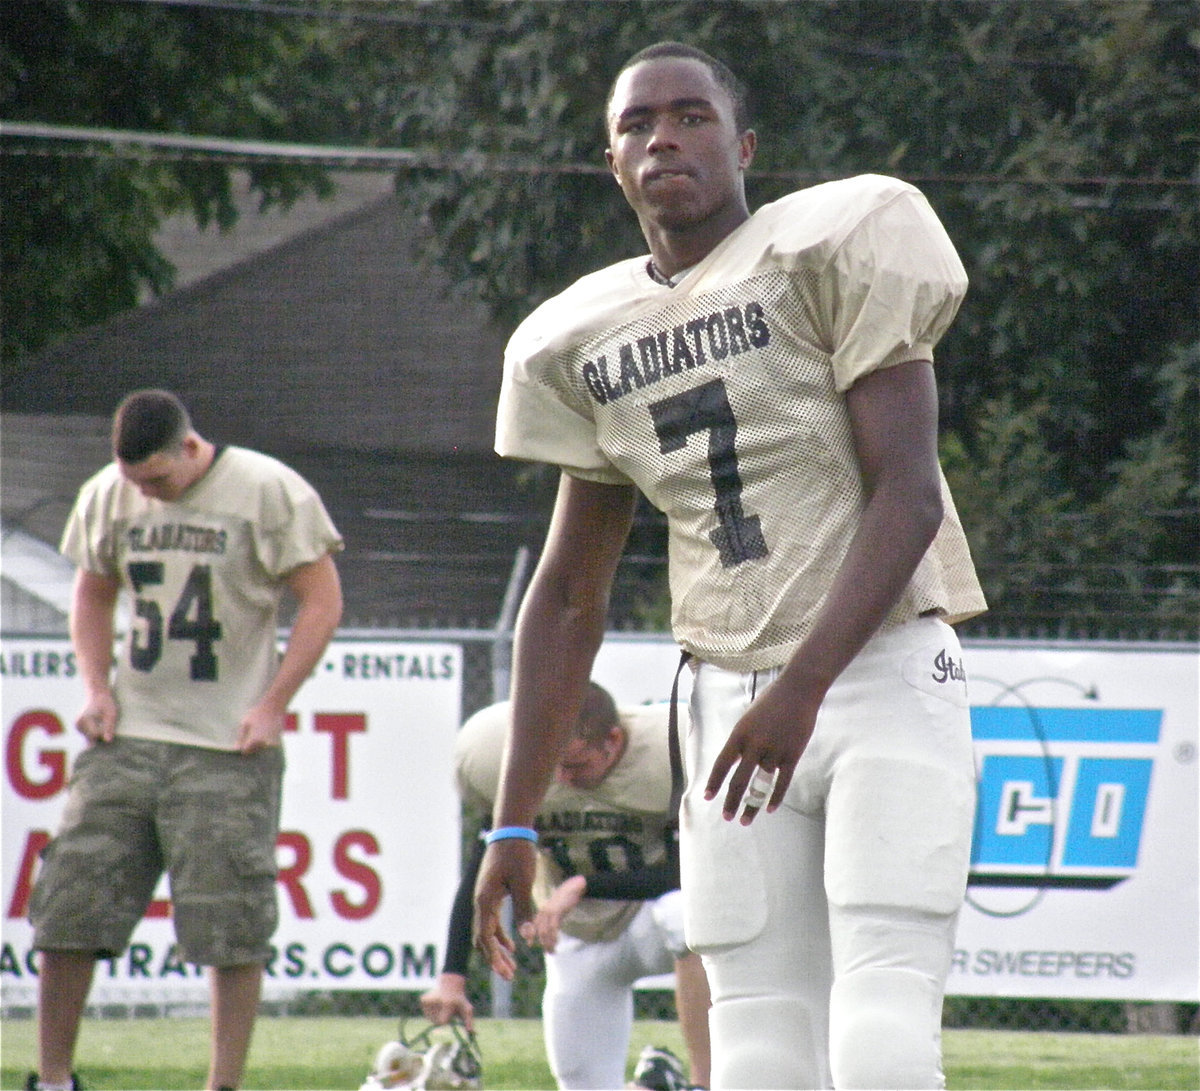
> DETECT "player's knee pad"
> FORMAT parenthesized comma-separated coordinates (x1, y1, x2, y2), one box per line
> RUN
(830, 967, 945, 1090)
(710, 994, 831, 1091)
(649, 889, 689, 957)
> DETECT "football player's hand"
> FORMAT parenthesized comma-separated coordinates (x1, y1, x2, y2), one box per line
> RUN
(522, 874, 586, 954)
(76, 690, 118, 743)
(237, 701, 285, 754)
(473, 839, 537, 979)
(704, 676, 820, 824)
(421, 973, 475, 1031)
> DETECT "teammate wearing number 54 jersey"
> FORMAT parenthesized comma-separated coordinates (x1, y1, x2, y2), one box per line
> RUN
(476, 41, 987, 1091)
(27, 389, 342, 1091)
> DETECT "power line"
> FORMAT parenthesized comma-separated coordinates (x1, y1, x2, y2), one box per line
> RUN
(3, 120, 1197, 191)
(1, 121, 441, 169)
(116, 0, 502, 29)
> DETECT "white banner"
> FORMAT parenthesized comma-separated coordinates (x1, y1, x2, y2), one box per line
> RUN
(590, 635, 1199, 1002)
(2, 638, 462, 1004)
(950, 643, 1197, 1001)
(4, 635, 1196, 1003)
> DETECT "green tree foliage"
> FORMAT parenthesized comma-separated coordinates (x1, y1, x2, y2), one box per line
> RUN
(1, 0, 345, 358)
(3, 0, 1196, 633)
(383, 0, 1199, 635)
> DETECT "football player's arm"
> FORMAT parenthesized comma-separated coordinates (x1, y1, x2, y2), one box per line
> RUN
(421, 828, 487, 1030)
(474, 473, 637, 978)
(706, 359, 944, 818)
(571, 804, 681, 899)
(526, 874, 586, 953)
(238, 552, 343, 754)
(70, 568, 121, 743)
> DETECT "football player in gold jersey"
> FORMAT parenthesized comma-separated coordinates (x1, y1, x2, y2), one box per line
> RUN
(424, 684, 709, 1090)
(475, 41, 985, 1090)
(28, 390, 343, 1091)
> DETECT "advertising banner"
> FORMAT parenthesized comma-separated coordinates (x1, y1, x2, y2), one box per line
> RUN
(591, 635, 1199, 1002)
(4, 634, 1196, 1003)
(950, 643, 1197, 1001)
(2, 637, 462, 1005)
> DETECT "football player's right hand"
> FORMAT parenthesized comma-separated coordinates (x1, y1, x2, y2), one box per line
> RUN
(421, 973, 475, 1031)
(473, 839, 538, 979)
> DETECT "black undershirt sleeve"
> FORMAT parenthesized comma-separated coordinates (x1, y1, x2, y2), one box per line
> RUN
(580, 821, 681, 900)
(440, 829, 487, 976)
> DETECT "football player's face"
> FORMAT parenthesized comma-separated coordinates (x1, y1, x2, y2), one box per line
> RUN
(605, 57, 754, 232)
(556, 732, 619, 790)
(119, 440, 200, 501)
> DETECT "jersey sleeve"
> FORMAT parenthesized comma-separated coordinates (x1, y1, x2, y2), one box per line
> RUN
(819, 185, 968, 392)
(58, 467, 120, 576)
(453, 702, 509, 813)
(251, 464, 343, 578)
(495, 280, 637, 485)
(496, 347, 631, 484)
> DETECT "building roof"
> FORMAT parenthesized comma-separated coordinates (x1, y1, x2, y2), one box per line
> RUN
(3, 186, 509, 456)
(1, 175, 667, 633)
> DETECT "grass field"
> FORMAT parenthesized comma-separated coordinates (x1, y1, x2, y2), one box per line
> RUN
(2, 1016, 1197, 1090)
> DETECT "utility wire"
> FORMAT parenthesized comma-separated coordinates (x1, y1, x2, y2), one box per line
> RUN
(116, 0, 503, 28)
(3, 121, 1196, 192)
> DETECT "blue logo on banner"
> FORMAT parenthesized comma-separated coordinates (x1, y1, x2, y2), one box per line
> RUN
(969, 707, 1160, 889)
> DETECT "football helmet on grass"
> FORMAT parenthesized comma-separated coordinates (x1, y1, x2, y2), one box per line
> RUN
(359, 1018, 482, 1090)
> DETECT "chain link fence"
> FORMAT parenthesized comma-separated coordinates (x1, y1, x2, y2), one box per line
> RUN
(270, 631, 1198, 1036)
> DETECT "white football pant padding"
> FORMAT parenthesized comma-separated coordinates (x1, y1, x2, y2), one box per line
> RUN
(651, 888, 691, 957)
(828, 902, 959, 1089)
(542, 896, 678, 1089)
(683, 617, 975, 1090)
(829, 965, 946, 1090)
(708, 995, 831, 1091)
(679, 664, 770, 949)
(696, 801, 833, 1091)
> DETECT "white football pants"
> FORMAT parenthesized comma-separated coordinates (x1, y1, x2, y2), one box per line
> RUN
(680, 617, 976, 1090)
(542, 890, 687, 1089)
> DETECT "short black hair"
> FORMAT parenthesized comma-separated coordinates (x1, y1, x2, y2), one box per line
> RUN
(572, 681, 620, 743)
(606, 40, 751, 135)
(112, 389, 192, 464)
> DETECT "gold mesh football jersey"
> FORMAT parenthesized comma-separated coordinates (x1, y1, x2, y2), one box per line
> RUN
(60, 446, 343, 750)
(497, 174, 986, 670)
(455, 700, 677, 944)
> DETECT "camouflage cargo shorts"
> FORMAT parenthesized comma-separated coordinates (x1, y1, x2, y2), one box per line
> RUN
(29, 736, 283, 966)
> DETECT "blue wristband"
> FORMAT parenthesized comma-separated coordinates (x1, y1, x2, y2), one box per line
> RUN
(484, 826, 539, 845)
